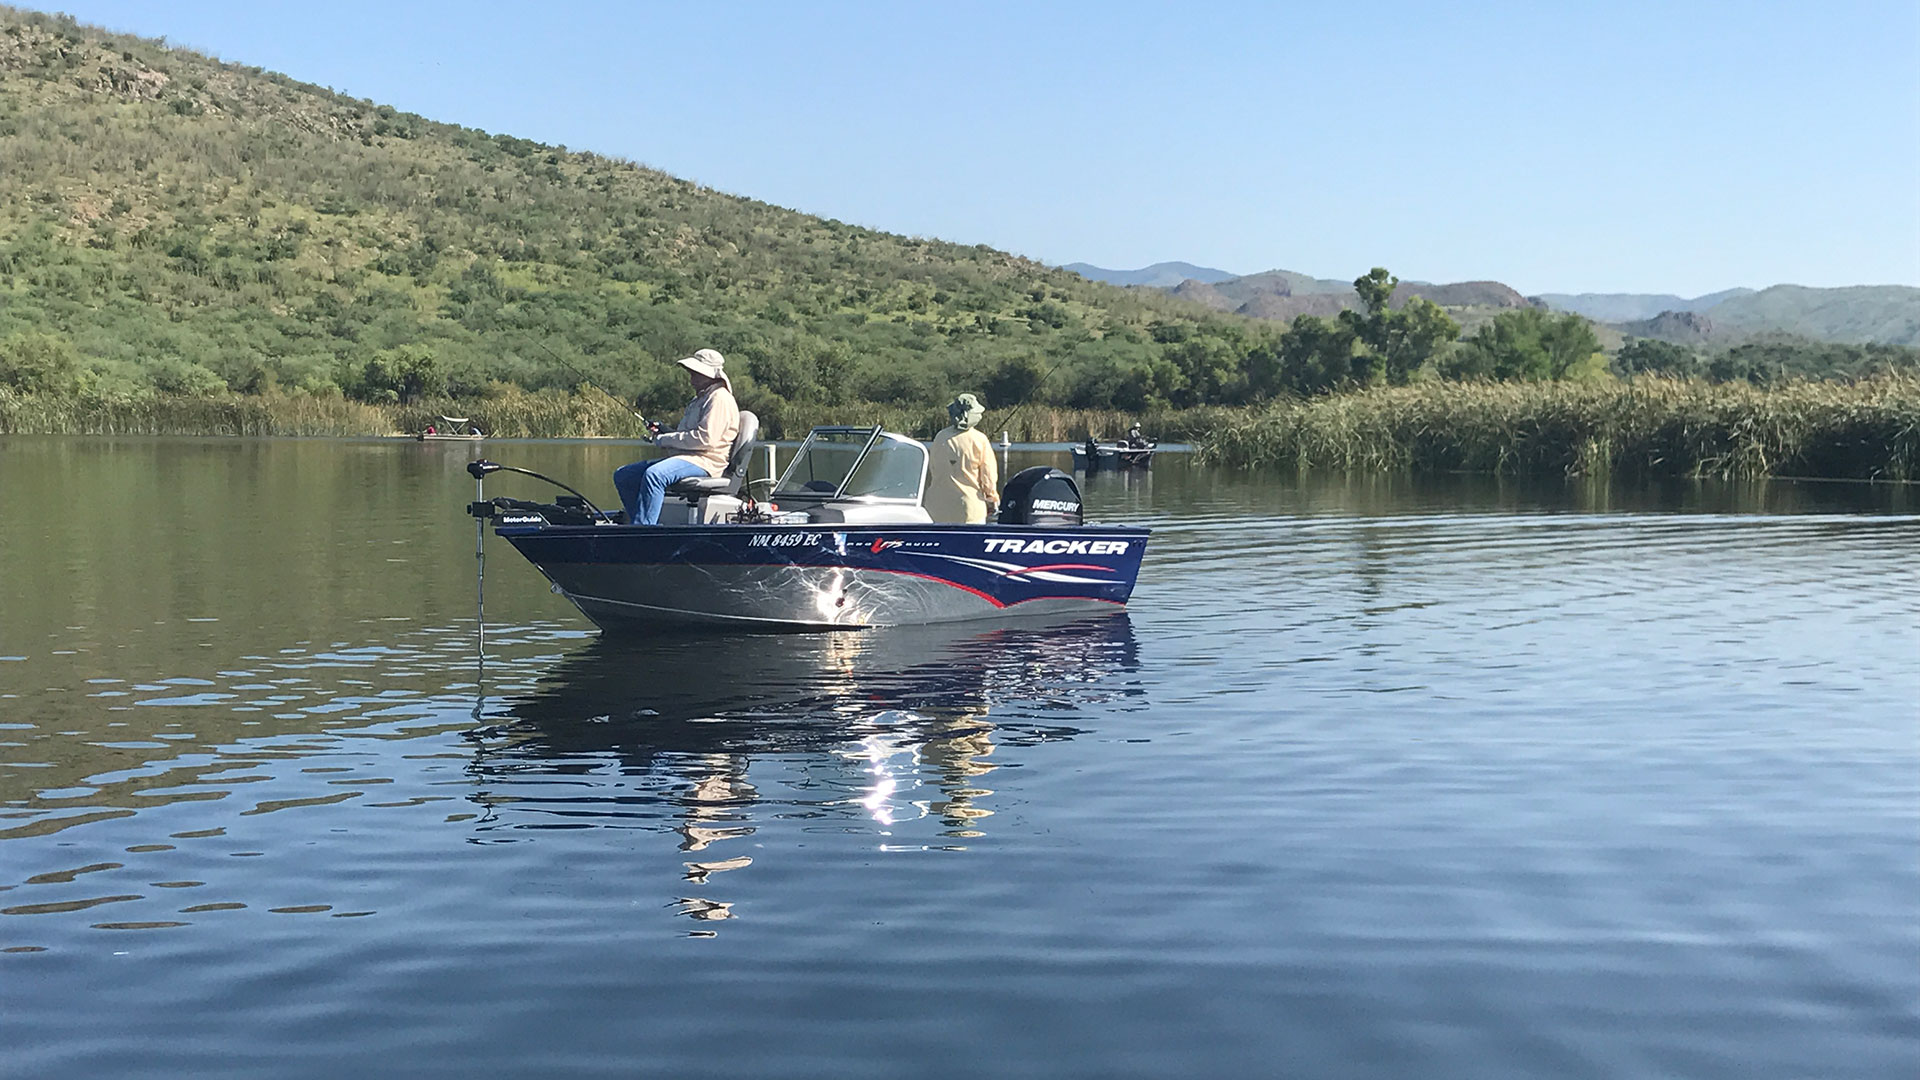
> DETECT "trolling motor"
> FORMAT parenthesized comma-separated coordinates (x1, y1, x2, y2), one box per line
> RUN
(465, 459, 615, 525)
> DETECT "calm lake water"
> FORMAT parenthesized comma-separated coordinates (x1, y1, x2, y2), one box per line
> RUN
(2, 436, 1915, 1080)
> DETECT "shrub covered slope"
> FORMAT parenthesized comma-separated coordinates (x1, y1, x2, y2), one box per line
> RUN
(0, 7, 1283, 431)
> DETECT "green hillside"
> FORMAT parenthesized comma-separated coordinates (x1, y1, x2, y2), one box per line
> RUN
(0, 7, 1282, 430)
(1703, 286, 1920, 346)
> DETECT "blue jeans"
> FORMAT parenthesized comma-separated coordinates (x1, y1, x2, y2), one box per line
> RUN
(614, 456, 708, 525)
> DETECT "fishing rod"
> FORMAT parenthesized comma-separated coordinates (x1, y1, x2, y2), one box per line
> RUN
(986, 350, 1077, 443)
(525, 338, 654, 430)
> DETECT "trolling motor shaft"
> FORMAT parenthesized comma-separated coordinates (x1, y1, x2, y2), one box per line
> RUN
(464, 460, 610, 523)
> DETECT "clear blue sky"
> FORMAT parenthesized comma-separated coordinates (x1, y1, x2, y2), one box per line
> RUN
(41, 0, 1920, 295)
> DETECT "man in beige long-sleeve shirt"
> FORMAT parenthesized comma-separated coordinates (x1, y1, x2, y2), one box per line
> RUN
(614, 349, 740, 524)
(926, 393, 999, 524)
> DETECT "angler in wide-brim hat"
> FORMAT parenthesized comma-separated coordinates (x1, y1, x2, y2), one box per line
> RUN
(926, 392, 999, 524)
(613, 348, 740, 525)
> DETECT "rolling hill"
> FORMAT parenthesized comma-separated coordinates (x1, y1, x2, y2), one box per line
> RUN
(0, 6, 1282, 422)
(1539, 285, 1919, 346)
(1698, 286, 1920, 346)
(1535, 289, 1754, 323)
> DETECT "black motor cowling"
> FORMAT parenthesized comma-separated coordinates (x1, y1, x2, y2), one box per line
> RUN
(998, 466, 1084, 526)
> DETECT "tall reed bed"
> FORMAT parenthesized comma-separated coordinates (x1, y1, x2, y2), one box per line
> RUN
(0, 388, 393, 436)
(764, 402, 1233, 442)
(1196, 376, 1920, 480)
(0, 386, 1227, 443)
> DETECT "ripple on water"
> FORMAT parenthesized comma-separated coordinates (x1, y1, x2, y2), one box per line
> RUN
(1, 452, 1915, 1079)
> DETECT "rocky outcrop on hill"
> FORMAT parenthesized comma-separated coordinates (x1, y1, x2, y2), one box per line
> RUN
(1166, 279, 1236, 312)
(1619, 310, 1716, 344)
(1397, 281, 1535, 309)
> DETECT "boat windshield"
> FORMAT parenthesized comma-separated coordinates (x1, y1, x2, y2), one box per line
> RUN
(843, 434, 927, 500)
(774, 427, 927, 502)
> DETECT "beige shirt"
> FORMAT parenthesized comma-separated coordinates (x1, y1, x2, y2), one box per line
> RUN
(653, 385, 739, 476)
(926, 425, 999, 524)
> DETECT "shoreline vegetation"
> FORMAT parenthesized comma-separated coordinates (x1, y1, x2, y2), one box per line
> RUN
(0, 384, 1228, 444)
(5, 376, 1915, 482)
(1197, 375, 1919, 481)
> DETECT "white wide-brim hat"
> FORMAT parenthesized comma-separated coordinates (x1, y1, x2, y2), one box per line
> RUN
(675, 348, 731, 391)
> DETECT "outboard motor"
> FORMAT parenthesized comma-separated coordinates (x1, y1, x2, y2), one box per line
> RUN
(998, 466, 1084, 526)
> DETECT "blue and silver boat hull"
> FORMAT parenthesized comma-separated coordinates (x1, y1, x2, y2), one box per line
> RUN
(497, 522, 1150, 630)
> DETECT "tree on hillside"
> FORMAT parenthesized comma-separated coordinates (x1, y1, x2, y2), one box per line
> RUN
(1276, 315, 1360, 393)
(983, 355, 1049, 410)
(1275, 269, 1461, 391)
(0, 332, 82, 395)
(353, 345, 444, 404)
(1335, 268, 1460, 385)
(1446, 308, 1602, 381)
(1614, 338, 1699, 377)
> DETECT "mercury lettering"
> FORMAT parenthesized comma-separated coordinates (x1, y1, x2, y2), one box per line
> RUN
(984, 538, 1129, 555)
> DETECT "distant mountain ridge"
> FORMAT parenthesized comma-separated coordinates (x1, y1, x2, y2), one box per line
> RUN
(1554, 285, 1919, 346)
(1536, 289, 1755, 323)
(1071, 263, 1920, 346)
(1695, 285, 1920, 346)
(1063, 261, 1239, 288)
(1070, 263, 1537, 324)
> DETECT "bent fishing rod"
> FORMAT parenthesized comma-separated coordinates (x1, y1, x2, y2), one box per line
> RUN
(525, 338, 655, 431)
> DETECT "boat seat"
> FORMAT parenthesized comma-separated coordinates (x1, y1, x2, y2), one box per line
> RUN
(667, 410, 760, 499)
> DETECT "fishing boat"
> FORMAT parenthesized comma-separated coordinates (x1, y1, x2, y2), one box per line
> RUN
(419, 415, 487, 441)
(1071, 439, 1155, 471)
(467, 418, 1150, 631)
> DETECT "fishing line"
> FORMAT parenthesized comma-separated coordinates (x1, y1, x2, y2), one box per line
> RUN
(987, 350, 1076, 441)
(525, 338, 650, 427)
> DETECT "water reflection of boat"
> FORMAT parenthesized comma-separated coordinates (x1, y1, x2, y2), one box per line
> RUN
(479, 613, 1140, 758)
(464, 614, 1140, 929)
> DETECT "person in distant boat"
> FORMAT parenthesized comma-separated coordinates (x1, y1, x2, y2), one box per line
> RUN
(926, 393, 999, 524)
(614, 349, 740, 525)
(424, 424, 437, 435)
(1125, 423, 1152, 449)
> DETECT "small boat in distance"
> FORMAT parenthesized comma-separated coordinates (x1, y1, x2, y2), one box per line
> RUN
(468, 421, 1150, 631)
(419, 416, 486, 441)
(1072, 435, 1155, 471)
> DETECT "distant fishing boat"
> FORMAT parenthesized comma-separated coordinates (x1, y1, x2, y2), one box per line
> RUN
(418, 416, 486, 441)
(1071, 439, 1155, 471)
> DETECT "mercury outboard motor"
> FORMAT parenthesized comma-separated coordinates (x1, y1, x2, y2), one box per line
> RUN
(998, 466, 1084, 526)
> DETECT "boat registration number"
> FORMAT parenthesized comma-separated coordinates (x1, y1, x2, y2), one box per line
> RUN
(746, 532, 825, 548)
